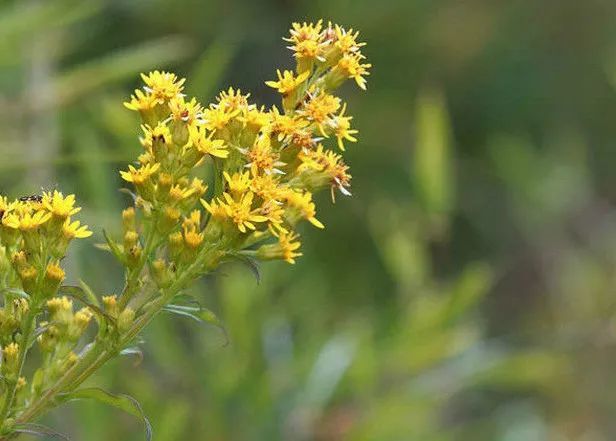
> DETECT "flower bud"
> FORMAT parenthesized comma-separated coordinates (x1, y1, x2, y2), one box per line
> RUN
(46, 297, 73, 324)
(118, 307, 135, 333)
(152, 258, 172, 288)
(102, 295, 119, 318)
(123, 230, 139, 251)
(18, 265, 38, 294)
(2, 343, 20, 376)
(168, 231, 184, 261)
(160, 207, 181, 232)
(43, 262, 65, 297)
(157, 173, 173, 202)
(37, 322, 59, 352)
(122, 207, 136, 231)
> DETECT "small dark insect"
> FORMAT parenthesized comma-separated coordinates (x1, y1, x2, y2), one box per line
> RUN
(0, 209, 4, 220)
(19, 194, 43, 203)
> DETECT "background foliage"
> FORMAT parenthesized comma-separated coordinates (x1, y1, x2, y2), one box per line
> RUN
(1, 0, 616, 439)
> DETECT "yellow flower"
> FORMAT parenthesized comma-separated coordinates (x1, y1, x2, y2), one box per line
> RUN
(202, 192, 268, 233)
(278, 231, 302, 263)
(260, 199, 287, 234)
(45, 261, 66, 283)
(223, 171, 251, 196)
(298, 145, 352, 199)
(216, 88, 251, 113)
(2, 212, 20, 230)
(200, 198, 228, 220)
(244, 132, 285, 175)
(46, 297, 73, 319)
(62, 219, 92, 239)
(266, 69, 311, 96)
(284, 190, 324, 228)
(18, 210, 51, 232)
(183, 224, 204, 249)
(250, 173, 284, 201)
(256, 231, 302, 264)
(191, 128, 228, 158)
(141, 123, 172, 153)
(238, 105, 271, 132)
(182, 210, 202, 230)
(124, 89, 158, 112)
(332, 24, 366, 54)
(120, 163, 161, 185)
(169, 185, 196, 203)
(3, 342, 19, 363)
(190, 178, 208, 198)
(298, 91, 341, 135)
(168, 96, 204, 125)
(335, 53, 371, 90)
(42, 191, 81, 218)
(284, 20, 329, 62)
(223, 192, 268, 233)
(202, 106, 241, 132)
(270, 107, 309, 141)
(328, 103, 358, 150)
(140, 70, 185, 104)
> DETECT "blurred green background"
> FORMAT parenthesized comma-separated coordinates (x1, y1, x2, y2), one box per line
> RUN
(2, 0, 616, 439)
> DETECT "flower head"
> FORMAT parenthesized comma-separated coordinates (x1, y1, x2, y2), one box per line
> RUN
(266, 69, 311, 96)
(42, 191, 81, 219)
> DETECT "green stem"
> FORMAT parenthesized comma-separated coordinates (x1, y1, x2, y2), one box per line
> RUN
(14, 246, 217, 427)
(0, 309, 37, 429)
(119, 217, 158, 310)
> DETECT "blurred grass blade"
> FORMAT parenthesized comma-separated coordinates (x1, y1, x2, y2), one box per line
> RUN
(0, 0, 100, 43)
(413, 84, 454, 221)
(51, 36, 195, 108)
(443, 262, 493, 323)
(302, 334, 357, 409)
(188, 38, 238, 100)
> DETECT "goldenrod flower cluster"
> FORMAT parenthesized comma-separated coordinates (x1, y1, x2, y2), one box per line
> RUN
(0, 21, 369, 437)
(0, 191, 92, 414)
(122, 20, 368, 270)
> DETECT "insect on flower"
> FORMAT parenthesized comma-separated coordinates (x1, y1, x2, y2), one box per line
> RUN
(18, 194, 43, 203)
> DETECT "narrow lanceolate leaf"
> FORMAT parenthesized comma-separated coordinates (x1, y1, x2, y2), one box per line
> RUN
(57, 388, 152, 441)
(13, 423, 70, 440)
(102, 229, 125, 263)
(120, 346, 144, 366)
(78, 279, 100, 306)
(0, 287, 30, 300)
(225, 252, 261, 284)
(163, 304, 228, 345)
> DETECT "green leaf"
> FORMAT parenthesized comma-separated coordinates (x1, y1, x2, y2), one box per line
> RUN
(0, 287, 30, 300)
(13, 422, 70, 439)
(120, 346, 144, 366)
(225, 252, 261, 284)
(118, 187, 138, 203)
(78, 279, 100, 307)
(102, 229, 125, 263)
(57, 388, 152, 441)
(163, 304, 228, 345)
